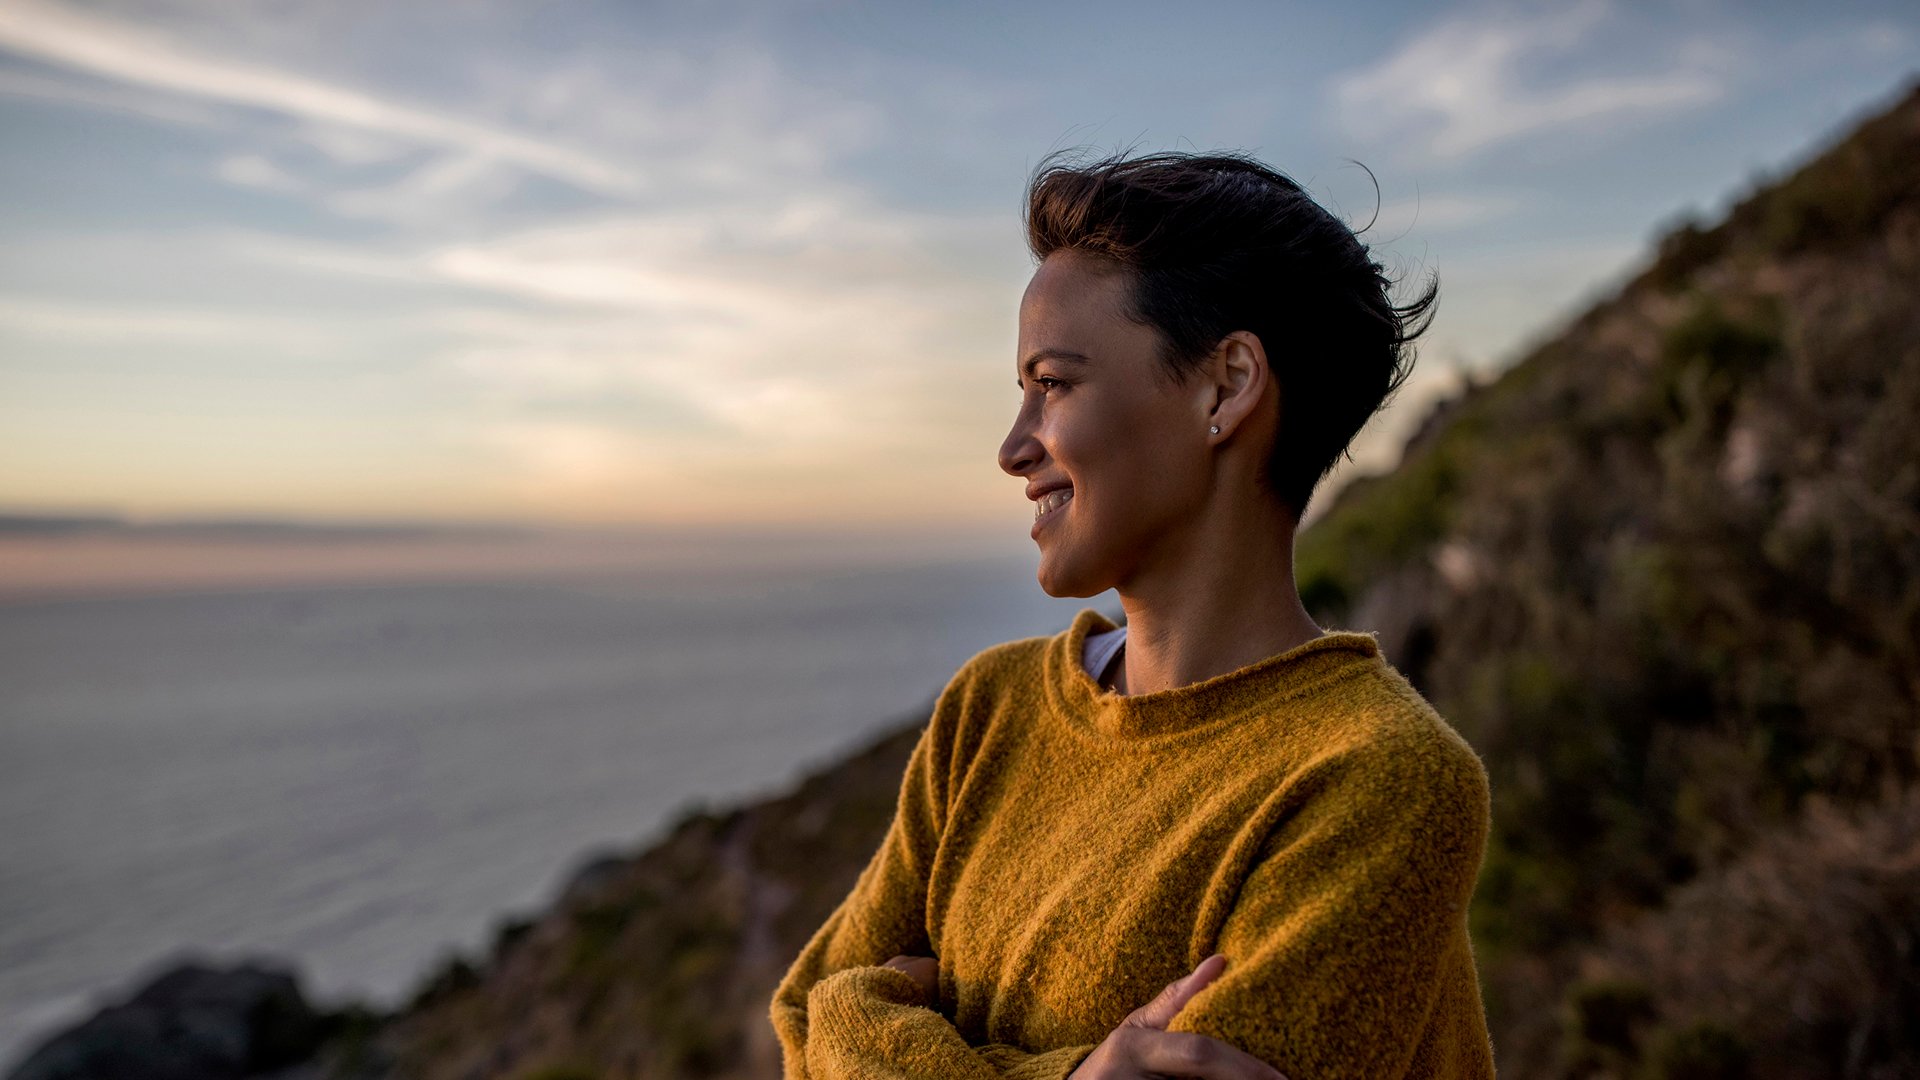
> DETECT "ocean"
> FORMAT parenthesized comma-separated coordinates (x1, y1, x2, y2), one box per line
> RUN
(0, 553, 1106, 1068)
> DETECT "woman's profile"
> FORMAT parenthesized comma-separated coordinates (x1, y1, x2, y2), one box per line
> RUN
(769, 150, 1494, 1080)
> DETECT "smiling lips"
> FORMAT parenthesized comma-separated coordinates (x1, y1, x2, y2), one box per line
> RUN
(1034, 488, 1074, 519)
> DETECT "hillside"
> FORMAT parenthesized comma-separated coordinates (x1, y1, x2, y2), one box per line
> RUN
(14, 78, 1917, 1080)
(1296, 79, 1920, 1077)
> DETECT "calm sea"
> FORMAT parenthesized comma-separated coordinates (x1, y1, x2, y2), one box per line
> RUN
(0, 554, 1106, 1068)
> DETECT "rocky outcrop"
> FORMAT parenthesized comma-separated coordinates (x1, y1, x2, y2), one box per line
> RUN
(6, 959, 385, 1080)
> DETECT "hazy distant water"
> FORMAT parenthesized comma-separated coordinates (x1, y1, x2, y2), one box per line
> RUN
(0, 554, 1105, 1067)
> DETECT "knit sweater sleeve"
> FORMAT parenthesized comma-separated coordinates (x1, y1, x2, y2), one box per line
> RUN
(768, 656, 1099, 1080)
(1166, 724, 1494, 1080)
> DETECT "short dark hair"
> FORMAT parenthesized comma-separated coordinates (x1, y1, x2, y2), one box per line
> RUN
(1023, 149, 1438, 521)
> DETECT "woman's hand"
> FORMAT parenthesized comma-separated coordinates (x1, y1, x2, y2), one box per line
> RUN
(1069, 955, 1289, 1080)
(882, 953, 940, 1006)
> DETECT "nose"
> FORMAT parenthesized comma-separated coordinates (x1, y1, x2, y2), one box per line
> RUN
(998, 400, 1042, 479)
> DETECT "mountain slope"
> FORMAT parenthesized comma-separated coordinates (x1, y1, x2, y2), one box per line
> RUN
(1297, 77, 1920, 1078)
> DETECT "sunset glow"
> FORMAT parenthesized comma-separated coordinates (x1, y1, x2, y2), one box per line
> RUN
(3, 1, 1913, 535)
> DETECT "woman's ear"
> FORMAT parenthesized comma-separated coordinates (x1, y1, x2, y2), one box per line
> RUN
(1202, 330, 1270, 439)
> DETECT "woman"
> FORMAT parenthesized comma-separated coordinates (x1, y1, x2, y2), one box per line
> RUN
(769, 150, 1494, 1080)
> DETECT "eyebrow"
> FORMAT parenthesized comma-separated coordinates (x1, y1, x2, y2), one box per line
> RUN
(1017, 348, 1092, 385)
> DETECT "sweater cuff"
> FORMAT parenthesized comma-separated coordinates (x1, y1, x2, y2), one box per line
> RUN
(978, 1041, 1098, 1080)
(811, 964, 928, 1008)
(808, 967, 1097, 1080)
(807, 964, 933, 1038)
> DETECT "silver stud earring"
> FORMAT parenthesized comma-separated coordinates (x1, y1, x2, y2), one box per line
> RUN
(1209, 425, 1220, 434)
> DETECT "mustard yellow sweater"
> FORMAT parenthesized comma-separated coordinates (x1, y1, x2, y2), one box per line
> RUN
(770, 608, 1495, 1080)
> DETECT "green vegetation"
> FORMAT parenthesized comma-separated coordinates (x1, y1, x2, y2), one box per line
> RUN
(1650, 293, 1784, 437)
(1295, 81, 1920, 1078)
(1297, 407, 1485, 617)
(1643, 1022, 1751, 1080)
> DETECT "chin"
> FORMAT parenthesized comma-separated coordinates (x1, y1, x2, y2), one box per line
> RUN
(1034, 547, 1113, 599)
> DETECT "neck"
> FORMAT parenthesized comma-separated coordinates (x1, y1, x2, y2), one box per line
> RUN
(1110, 496, 1323, 697)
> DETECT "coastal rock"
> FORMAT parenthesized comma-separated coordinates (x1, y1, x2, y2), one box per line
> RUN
(7, 959, 328, 1080)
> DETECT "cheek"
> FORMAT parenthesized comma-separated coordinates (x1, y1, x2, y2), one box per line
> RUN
(1082, 436, 1181, 523)
(1067, 392, 1164, 461)
(1054, 393, 1192, 511)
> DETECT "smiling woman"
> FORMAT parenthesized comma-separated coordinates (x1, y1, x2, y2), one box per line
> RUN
(768, 149, 1491, 1080)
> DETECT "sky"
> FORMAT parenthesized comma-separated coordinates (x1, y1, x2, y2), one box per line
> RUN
(0, 0, 1915, 539)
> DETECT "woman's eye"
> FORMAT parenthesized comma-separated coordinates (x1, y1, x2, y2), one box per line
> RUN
(1018, 376, 1063, 402)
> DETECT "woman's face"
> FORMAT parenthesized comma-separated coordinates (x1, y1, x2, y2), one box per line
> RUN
(1000, 250, 1216, 597)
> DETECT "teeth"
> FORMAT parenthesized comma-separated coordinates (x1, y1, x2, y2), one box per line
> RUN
(1034, 489, 1074, 518)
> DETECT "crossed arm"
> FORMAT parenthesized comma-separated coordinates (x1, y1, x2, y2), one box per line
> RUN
(768, 709, 1101, 1079)
(768, 709, 1490, 1080)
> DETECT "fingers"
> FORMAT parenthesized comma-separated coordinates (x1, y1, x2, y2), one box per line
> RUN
(1125, 953, 1227, 1030)
(1120, 1028, 1289, 1080)
(880, 955, 939, 1005)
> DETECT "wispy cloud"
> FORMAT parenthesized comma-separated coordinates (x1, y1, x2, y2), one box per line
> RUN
(0, 0, 641, 197)
(400, 199, 1017, 441)
(0, 62, 229, 129)
(0, 294, 356, 346)
(212, 152, 307, 195)
(1332, 0, 1729, 161)
(324, 153, 527, 226)
(9, 0, 1903, 531)
(212, 182, 1026, 522)
(1367, 191, 1526, 236)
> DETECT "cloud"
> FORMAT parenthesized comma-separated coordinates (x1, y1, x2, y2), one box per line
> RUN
(1332, 0, 1728, 161)
(0, 63, 229, 129)
(209, 181, 1027, 522)
(2, 2, 891, 240)
(213, 152, 307, 195)
(401, 197, 1017, 436)
(0, 2, 1023, 527)
(0, 0, 640, 197)
(471, 418, 660, 491)
(0, 294, 354, 347)
(1366, 191, 1526, 236)
(323, 151, 526, 225)
(218, 231, 440, 284)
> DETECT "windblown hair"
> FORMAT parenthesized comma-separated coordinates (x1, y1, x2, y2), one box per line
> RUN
(1024, 149, 1438, 521)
